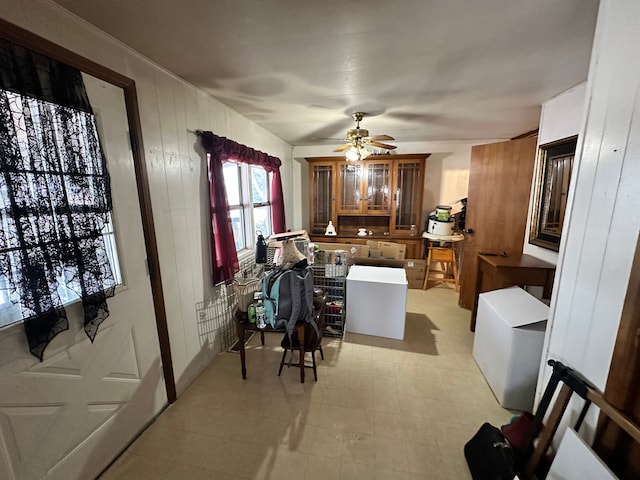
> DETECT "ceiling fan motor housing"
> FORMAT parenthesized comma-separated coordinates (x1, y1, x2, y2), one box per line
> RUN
(347, 128, 369, 139)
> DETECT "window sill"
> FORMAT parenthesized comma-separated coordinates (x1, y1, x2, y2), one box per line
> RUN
(237, 249, 255, 263)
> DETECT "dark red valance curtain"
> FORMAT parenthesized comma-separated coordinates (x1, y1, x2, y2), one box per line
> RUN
(200, 131, 286, 283)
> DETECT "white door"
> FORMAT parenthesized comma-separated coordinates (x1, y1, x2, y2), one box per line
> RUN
(0, 75, 167, 480)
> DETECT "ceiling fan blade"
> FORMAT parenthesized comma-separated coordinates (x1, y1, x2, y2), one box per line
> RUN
(333, 143, 352, 152)
(367, 134, 395, 141)
(367, 141, 397, 150)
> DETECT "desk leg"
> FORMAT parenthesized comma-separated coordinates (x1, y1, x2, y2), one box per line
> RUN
(236, 322, 247, 380)
(470, 267, 484, 332)
(543, 271, 554, 299)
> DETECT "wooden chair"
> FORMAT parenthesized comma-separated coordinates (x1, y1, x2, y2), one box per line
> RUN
(277, 295, 326, 382)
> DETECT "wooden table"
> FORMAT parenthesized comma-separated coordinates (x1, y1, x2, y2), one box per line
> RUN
(470, 253, 556, 331)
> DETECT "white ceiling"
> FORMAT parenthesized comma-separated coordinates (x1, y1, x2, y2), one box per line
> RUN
(53, 0, 599, 148)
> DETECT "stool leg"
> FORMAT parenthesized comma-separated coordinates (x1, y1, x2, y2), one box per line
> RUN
(312, 350, 318, 382)
(319, 344, 324, 360)
(422, 248, 433, 290)
(452, 248, 460, 292)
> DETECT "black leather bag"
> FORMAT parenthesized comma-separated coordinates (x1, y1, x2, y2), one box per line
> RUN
(464, 423, 517, 480)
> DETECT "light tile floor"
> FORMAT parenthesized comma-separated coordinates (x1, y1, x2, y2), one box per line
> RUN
(100, 285, 514, 480)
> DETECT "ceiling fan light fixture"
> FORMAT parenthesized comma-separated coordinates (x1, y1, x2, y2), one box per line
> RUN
(345, 144, 371, 161)
(359, 146, 371, 160)
(345, 148, 360, 161)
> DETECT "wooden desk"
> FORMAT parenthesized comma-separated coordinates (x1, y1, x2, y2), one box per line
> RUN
(470, 254, 555, 331)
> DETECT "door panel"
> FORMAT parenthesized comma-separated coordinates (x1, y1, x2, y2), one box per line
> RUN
(0, 76, 165, 480)
(458, 137, 538, 309)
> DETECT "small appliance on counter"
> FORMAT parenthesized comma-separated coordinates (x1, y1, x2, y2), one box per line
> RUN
(427, 216, 455, 235)
(435, 205, 452, 221)
(426, 204, 455, 235)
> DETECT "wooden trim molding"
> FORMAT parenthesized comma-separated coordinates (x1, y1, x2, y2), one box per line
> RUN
(0, 18, 177, 403)
(511, 128, 539, 140)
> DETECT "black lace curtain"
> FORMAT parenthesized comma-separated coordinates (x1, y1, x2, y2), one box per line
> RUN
(0, 38, 115, 360)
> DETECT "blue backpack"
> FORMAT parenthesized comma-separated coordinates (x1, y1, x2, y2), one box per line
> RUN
(262, 266, 318, 339)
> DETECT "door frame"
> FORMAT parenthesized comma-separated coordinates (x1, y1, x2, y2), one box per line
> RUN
(0, 18, 177, 403)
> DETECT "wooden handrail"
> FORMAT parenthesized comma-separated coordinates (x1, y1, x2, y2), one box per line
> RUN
(587, 389, 640, 445)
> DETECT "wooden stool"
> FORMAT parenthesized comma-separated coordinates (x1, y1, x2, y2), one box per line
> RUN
(422, 244, 459, 291)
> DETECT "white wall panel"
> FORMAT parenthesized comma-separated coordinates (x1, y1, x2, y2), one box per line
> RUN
(538, 83, 587, 146)
(536, 0, 640, 439)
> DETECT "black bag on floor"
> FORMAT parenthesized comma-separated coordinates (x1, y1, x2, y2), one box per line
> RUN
(464, 423, 517, 480)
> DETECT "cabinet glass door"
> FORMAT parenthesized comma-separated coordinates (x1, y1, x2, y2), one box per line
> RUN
(364, 159, 392, 214)
(392, 160, 422, 233)
(337, 162, 362, 213)
(310, 162, 335, 234)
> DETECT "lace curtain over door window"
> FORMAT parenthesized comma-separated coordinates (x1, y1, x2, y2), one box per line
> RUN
(0, 39, 115, 360)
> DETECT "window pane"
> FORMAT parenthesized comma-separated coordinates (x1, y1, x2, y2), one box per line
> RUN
(229, 208, 245, 250)
(251, 166, 269, 204)
(102, 214, 123, 285)
(223, 162, 241, 206)
(253, 205, 272, 237)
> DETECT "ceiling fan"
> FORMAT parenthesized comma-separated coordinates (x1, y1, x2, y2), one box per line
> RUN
(334, 112, 397, 161)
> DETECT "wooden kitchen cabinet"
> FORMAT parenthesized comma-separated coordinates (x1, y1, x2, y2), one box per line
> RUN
(307, 154, 429, 252)
(401, 238, 423, 259)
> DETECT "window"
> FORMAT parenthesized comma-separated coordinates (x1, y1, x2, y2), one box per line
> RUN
(529, 136, 577, 251)
(0, 214, 122, 329)
(222, 161, 272, 251)
(0, 90, 122, 330)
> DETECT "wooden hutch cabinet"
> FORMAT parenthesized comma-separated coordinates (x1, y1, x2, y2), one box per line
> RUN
(307, 154, 429, 258)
